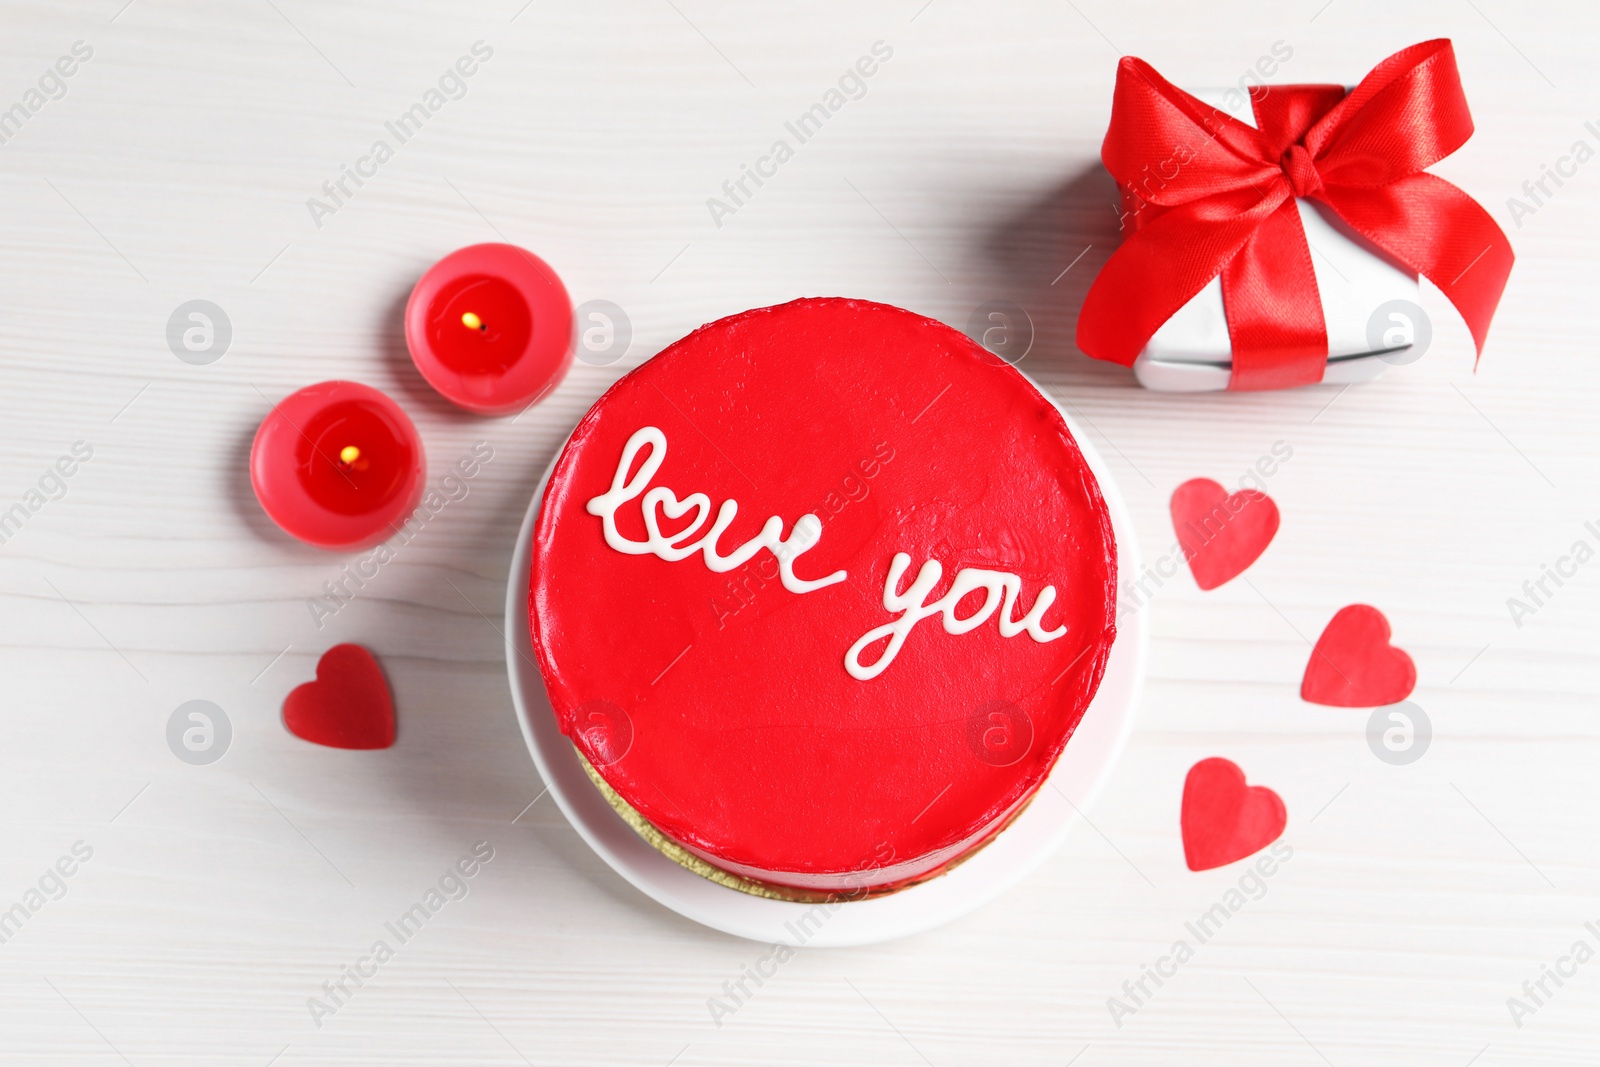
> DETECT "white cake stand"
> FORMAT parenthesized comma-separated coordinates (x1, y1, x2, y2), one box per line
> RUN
(504, 384, 1147, 946)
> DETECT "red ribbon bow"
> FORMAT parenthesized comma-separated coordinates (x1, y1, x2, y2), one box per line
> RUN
(1077, 40, 1514, 390)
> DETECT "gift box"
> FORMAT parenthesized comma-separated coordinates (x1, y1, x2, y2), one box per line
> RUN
(1133, 88, 1418, 393)
(1077, 40, 1514, 393)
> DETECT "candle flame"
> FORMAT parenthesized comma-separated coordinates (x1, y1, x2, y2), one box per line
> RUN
(461, 311, 484, 331)
(339, 445, 361, 465)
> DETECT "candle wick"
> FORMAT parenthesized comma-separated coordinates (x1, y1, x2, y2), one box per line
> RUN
(339, 445, 361, 466)
(461, 311, 486, 331)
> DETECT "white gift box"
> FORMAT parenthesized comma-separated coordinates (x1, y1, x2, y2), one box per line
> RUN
(1131, 88, 1421, 393)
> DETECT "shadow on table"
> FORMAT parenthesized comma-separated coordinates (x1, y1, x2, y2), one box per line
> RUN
(979, 162, 1135, 392)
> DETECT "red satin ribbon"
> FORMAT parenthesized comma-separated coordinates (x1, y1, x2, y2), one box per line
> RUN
(1077, 40, 1514, 391)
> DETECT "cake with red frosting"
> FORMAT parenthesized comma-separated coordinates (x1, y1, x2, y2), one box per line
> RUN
(529, 297, 1117, 896)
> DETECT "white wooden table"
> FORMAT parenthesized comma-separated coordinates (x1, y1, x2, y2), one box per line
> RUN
(2, 1, 1596, 1063)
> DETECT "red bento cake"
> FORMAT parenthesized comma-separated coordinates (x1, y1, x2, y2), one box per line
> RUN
(528, 297, 1117, 895)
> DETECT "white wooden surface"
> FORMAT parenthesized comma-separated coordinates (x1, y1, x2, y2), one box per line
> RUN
(1, 1, 1596, 1063)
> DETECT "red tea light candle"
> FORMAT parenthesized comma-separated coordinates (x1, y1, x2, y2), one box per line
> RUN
(405, 243, 573, 415)
(250, 381, 426, 549)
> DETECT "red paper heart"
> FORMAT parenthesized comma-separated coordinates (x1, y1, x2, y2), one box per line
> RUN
(283, 644, 395, 750)
(1170, 478, 1279, 590)
(1301, 604, 1416, 707)
(1181, 757, 1286, 871)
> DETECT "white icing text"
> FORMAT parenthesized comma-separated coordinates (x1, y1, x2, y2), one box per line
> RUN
(585, 426, 847, 595)
(845, 553, 1066, 680)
